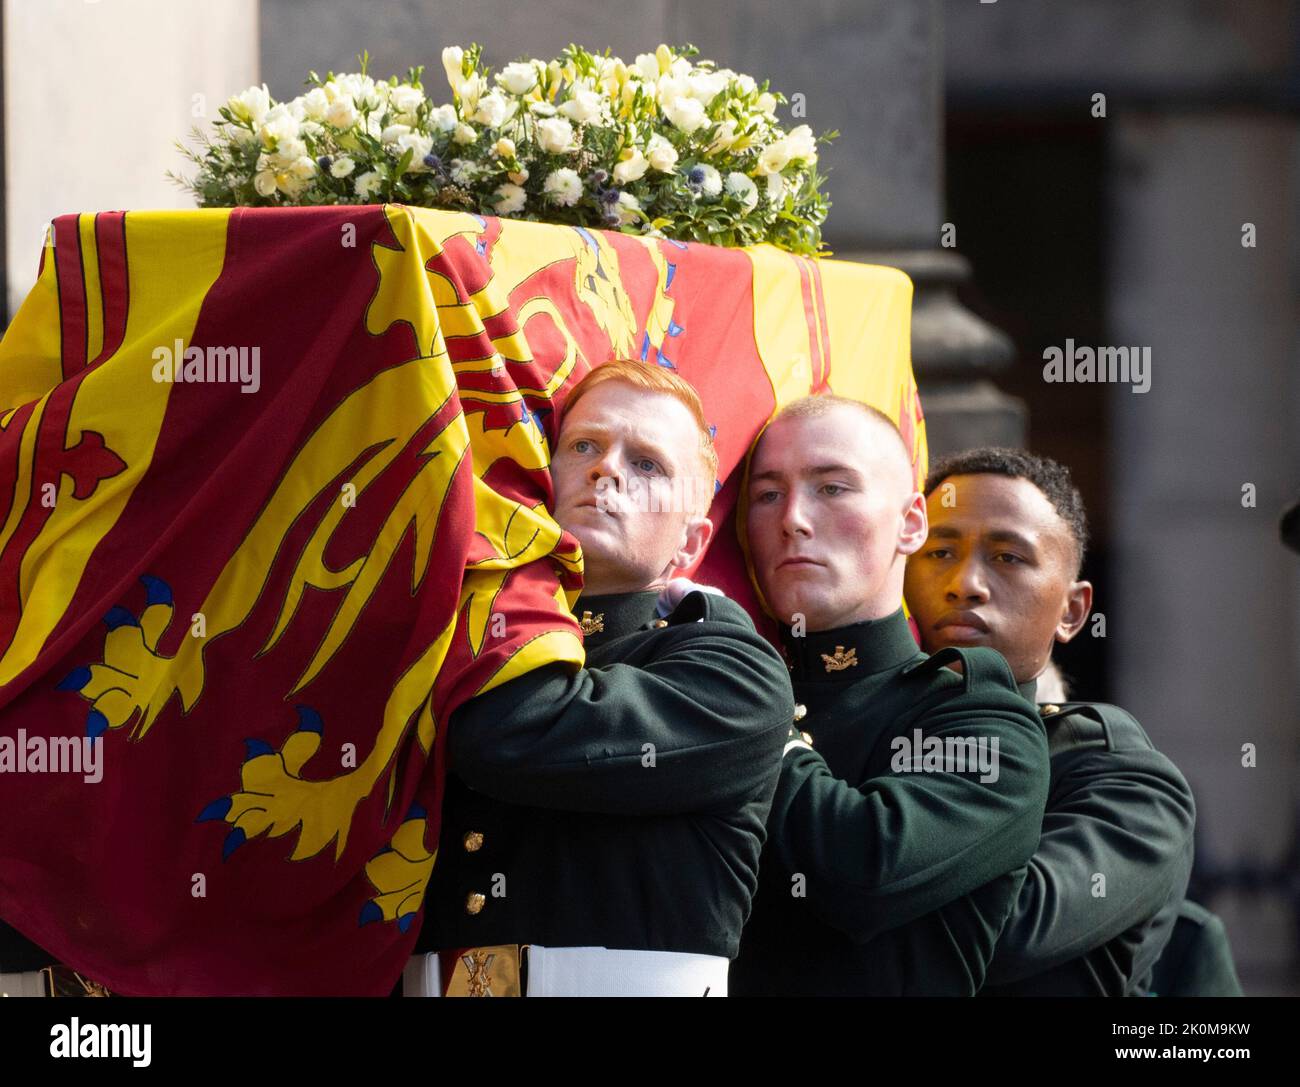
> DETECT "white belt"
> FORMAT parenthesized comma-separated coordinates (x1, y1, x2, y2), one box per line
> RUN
(404, 946, 728, 997)
(0, 970, 46, 997)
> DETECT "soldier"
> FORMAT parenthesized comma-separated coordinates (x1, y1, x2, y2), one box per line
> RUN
(904, 447, 1199, 996)
(405, 359, 794, 997)
(729, 396, 1050, 996)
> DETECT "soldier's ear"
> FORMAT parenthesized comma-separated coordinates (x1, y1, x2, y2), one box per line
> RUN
(671, 514, 714, 573)
(897, 491, 928, 557)
(1055, 580, 1093, 644)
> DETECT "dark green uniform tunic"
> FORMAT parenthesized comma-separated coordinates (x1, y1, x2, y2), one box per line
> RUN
(413, 589, 794, 965)
(1149, 899, 1244, 996)
(980, 685, 1196, 997)
(730, 610, 1050, 996)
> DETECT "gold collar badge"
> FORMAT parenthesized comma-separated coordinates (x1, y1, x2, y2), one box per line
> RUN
(579, 610, 605, 636)
(821, 645, 858, 673)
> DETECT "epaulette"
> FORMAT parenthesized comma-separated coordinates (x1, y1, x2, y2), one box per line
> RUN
(900, 645, 1017, 693)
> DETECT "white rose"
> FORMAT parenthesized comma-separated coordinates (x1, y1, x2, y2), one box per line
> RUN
(493, 137, 517, 159)
(229, 84, 271, 126)
(380, 123, 411, 146)
(497, 61, 538, 95)
(543, 167, 583, 206)
(300, 87, 329, 122)
(615, 191, 642, 225)
(647, 135, 678, 172)
(253, 169, 278, 197)
(784, 124, 817, 163)
(390, 84, 424, 119)
(725, 171, 759, 211)
(354, 170, 383, 200)
(493, 182, 527, 215)
(613, 147, 649, 184)
(473, 90, 510, 128)
(325, 97, 358, 129)
(756, 138, 792, 176)
(330, 155, 356, 178)
(558, 88, 603, 125)
(664, 96, 707, 134)
(453, 122, 477, 145)
(535, 117, 576, 154)
(428, 104, 458, 133)
(765, 171, 785, 204)
(397, 131, 434, 170)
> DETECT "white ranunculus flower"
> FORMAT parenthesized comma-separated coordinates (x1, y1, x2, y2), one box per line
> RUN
(428, 103, 458, 133)
(558, 87, 603, 125)
(300, 87, 329, 122)
(253, 169, 278, 197)
(695, 163, 722, 197)
(633, 53, 660, 81)
(325, 97, 358, 129)
(381, 123, 411, 146)
(473, 90, 510, 128)
(354, 170, 383, 200)
(229, 84, 271, 126)
(330, 155, 356, 178)
(756, 137, 792, 176)
(664, 96, 707, 134)
(497, 61, 538, 95)
(397, 131, 434, 170)
(615, 191, 642, 225)
(493, 137, 517, 159)
(765, 171, 785, 204)
(647, 134, 678, 172)
(613, 147, 649, 184)
(784, 124, 818, 163)
(543, 167, 583, 206)
(390, 84, 424, 119)
(535, 117, 576, 154)
(453, 122, 477, 145)
(493, 182, 527, 215)
(725, 171, 759, 211)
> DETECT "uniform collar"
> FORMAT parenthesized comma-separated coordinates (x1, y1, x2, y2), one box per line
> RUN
(1018, 677, 1039, 703)
(778, 608, 921, 683)
(574, 590, 662, 647)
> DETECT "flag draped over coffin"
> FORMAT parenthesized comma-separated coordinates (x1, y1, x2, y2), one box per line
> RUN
(0, 204, 922, 995)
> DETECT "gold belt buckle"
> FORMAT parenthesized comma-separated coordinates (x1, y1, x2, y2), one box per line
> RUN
(443, 944, 526, 997)
(42, 965, 112, 998)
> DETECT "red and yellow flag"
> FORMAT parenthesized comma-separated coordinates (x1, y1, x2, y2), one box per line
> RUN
(0, 205, 920, 994)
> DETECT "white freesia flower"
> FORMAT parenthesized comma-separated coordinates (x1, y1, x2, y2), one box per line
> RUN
(453, 122, 477, 145)
(664, 96, 707, 134)
(756, 92, 778, 116)
(784, 124, 818, 163)
(543, 167, 583, 206)
(428, 104, 458, 133)
(289, 156, 318, 181)
(229, 84, 271, 126)
(633, 53, 660, 81)
(300, 87, 329, 122)
(535, 117, 576, 154)
(688, 71, 728, 105)
(354, 170, 383, 199)
(615, 191, 642, 225)
(330, 155, 356, 178)
(695, 163, 722, 197)
(559, 87, 603, 124)
(647, 134, 678, 172)
(390, 84, 425, 120)
(493, 137, 517, 159)
(299, 121, 324, 139)
(734, 73, 757, 95)
(613, 146, 649, 184)
(493, 182, 527, 215)
(497, 61, 538, 95)
(259, 104, 300, 148)
(756, 137, 792, 176)
(765, 171, 785, 204)
(725, 171, 759, 211)
(381, 123, 411, 146)
(442, 46, 465, 91)
(528, 100, 558, 117)
(473, 90, 511, 128)
(253, 169, 278, 197)
(708, 120, 739, 153)
(232, 126, 259, 147)
(325, 97, 358, 129)
(286, 98, 307, 122)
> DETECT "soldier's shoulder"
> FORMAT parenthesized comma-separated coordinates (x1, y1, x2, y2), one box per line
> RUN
(1039, 700, 1153, 753)
(899, 644, 1019, 694)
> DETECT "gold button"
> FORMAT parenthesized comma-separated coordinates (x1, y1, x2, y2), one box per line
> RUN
(651, 619, 669, 628)
(465, 892, 486, 915)
(1040, 704, 1061, 716)
(793, 703, 807, 722)
(463, 831, 484, 853)
(801, 731, 814, 746)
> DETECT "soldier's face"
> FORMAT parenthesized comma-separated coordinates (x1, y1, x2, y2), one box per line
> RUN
(552, 380, 713, 595)
(904, 474, 1092, 684)
(746, 408, 926, 632)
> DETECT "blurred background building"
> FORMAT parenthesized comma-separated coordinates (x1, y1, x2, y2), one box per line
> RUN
(3, 0, 1297, 993)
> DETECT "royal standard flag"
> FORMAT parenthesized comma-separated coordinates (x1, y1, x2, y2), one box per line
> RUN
(0, 205, 922, 994)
